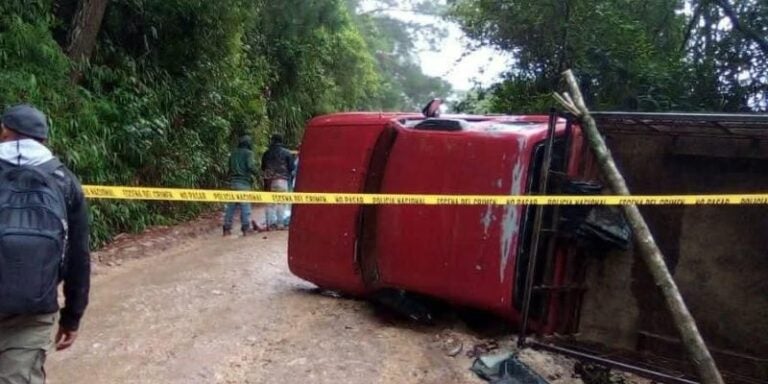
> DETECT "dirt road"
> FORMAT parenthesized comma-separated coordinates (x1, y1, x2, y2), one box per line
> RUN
(46, 228, 481, 384)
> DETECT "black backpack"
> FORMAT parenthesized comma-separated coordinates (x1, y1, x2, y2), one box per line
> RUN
(0, 158, 69, 314)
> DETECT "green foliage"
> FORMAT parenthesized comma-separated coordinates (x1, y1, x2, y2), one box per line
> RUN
(1, 0, 438, 247)
(253, 0, 384, 143)
(449, 0, 767, 113)
(683, 0, 768, 111)
(348, 0, 453, 110)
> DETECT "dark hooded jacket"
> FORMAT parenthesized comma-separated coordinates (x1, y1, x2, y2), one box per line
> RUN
(229, 136, 257, 187)
(261, 143, 295, 180)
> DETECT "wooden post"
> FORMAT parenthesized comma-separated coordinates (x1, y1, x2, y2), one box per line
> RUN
(555, 70, 725, 384)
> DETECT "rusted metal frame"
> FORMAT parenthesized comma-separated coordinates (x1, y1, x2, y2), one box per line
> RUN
(637, 331, 768, 364)
(637, 330, 768, 381)
(536, 194, 562, 323)
(593, 111, 768, 140)
(591, 111, 768, 125)
(629, 118, 665, 133)
(529, 341, 700, 384)
(518, 110, 702, 384)
(711, 120, 736, 136)
(538, 113, 575, 328)
(517, 108, 559, 348)
(602, 130, 759, 140)
(519, 110, 679, 362)
(560, 113, 593, 334)
(570, 257, 587, 333)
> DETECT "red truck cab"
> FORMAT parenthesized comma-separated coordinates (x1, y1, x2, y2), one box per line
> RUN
(288, 112, 592, 334)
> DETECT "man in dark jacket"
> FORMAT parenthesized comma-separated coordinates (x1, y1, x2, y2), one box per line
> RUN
(261, 134, 295, 230)
(0, 105, 90, 383)
(223, 135, 257, 236)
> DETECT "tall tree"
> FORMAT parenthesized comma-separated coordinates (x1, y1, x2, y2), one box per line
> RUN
(0, 0, 443, 244)
(347, 0, 453, 110)
(449, 0, 687, 112)
(449, 0, 767, 112)
(683, 0, 768, 111)
(65, 0, 109, 62)
(251, 0, 384, 142)
(712, 0, 768, 55)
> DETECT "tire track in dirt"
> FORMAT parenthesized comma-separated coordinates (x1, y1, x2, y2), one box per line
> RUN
(46, 229, 479, 384)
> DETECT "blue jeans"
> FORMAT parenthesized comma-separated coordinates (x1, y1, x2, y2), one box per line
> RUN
(223, 183, 252, 232)
(265, 178, 289, 228)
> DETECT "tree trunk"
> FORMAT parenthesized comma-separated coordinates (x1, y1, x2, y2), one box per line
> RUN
(681, 3, 704, 52)
(712, 0, 768, 56)
(66, 0, 109, 62)
(556, 70, 725, 384)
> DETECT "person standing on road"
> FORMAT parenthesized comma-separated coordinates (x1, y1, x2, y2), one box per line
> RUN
(0, 104, 91, 384)
(283, 152, 298, 227)
(261, 134, 295, 230)
(223, 135, 258, 237)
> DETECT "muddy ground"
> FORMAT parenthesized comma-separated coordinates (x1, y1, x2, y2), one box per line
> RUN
(46, 212, 644, 384)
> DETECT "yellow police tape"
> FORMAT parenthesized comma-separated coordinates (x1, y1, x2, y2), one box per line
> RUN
(82, 186, 768, 206)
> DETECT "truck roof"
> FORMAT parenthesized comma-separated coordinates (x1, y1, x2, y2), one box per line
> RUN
(307, 112, 563, 139)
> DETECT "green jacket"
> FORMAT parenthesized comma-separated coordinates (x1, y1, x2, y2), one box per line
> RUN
(229, 136, 257, 187)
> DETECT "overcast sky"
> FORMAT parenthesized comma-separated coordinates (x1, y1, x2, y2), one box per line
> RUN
(408, 12, 511, 92)
(366, 1, 704, 93)
(362, 4, 511, 92)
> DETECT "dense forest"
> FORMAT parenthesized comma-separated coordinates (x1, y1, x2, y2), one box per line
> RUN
(0, 0, 449, 245)
(449, 0, 768, 113)
(1, 0, 766, 245)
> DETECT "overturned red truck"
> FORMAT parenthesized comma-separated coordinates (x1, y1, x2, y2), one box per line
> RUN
(287, 110, 628, 335)
(286, 109, 768, 382)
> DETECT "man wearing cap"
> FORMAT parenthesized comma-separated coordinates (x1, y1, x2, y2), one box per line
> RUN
(0, 104, 91, 383)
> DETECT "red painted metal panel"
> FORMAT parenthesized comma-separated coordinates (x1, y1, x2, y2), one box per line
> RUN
(289, 113, 586, 332)
(373, 119, 556, 320)
(288, 114, 405, 295)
